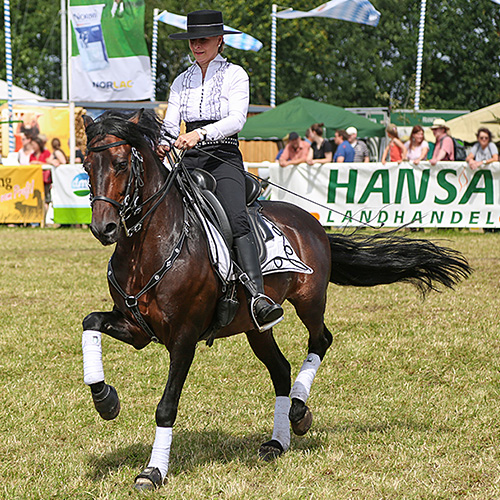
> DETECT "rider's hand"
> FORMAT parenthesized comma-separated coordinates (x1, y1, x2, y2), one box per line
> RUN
(174, 131, 201, 150)
(157, 144, 170, 160)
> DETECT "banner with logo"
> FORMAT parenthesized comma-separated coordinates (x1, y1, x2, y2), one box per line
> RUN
(268, 162, 500, 228)
(69, 0, 152, 101)
(0, 166, 44, 224)
(52, 165, 91, 224)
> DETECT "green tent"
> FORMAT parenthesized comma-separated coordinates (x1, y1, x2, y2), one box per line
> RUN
(240, 97, 386, 140)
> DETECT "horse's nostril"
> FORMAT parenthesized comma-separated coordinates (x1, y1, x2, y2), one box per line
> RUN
(104, 222, 117, 235)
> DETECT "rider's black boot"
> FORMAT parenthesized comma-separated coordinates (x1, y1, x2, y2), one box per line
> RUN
(233, 232, 284, 331)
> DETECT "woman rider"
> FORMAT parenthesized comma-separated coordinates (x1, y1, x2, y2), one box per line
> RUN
(157, 10, 283, 330)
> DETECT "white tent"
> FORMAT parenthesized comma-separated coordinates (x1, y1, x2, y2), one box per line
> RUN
(0, 79, 44, 101)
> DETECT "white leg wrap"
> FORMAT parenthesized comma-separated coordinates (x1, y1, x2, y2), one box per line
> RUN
(82, 330, 105, 386)
(271, 396, 291, 451)
(290, 353, 322, 403)
(147, 426, 172, 480)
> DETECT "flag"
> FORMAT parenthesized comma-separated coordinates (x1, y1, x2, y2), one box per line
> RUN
(491, 0, 500, 5)
(69, 0, 152, 101)
(157, 10, 263, 52)
(276, 0, 380, 27)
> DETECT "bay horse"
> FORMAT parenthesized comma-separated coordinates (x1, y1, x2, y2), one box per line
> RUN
(81, 110, 471, 490)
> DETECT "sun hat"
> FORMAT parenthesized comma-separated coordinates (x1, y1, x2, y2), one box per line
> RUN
(430, 118, 449, 130)
(169, 10, 241, 40)
(346, 126, 357, 136)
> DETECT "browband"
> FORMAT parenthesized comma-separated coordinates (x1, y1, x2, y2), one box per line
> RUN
(87, 140, 128, 153)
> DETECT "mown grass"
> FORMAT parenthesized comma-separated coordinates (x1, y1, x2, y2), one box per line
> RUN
(0, 226, 499, 499)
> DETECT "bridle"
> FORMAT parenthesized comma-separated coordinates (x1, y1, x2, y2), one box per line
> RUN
(87, 138, 178, 237)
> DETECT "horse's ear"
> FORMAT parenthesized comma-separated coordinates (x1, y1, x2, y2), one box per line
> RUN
(82, 114, 94, 130)
(129, 108, 144, 124)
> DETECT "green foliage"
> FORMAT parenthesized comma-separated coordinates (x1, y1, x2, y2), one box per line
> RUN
(1, 0, 500, 108)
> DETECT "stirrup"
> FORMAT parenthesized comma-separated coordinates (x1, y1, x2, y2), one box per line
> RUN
(250, 294, 284, 332)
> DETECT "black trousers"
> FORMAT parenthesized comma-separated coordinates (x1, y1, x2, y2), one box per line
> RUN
(182, 143, 251, 238)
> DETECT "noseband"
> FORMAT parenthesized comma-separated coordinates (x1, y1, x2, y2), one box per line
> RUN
(87, 138, 177, 237)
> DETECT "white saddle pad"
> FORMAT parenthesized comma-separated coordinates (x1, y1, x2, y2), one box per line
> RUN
(204, 215, 313, 282)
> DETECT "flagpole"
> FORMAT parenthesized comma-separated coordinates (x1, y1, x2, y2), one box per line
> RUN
(414, 0, 426, 111)
(61, 0, 68, 100)
(68, 0, 75, 164)
(4, 0, 15, 153)
(270, 4, 277, 107)
(151, 8, 159, 102)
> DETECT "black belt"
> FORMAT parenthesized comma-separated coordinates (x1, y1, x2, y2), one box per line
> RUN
(185, 121, 238, 143)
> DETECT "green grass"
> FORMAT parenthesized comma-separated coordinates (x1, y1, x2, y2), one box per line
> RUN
(1, 227, 499, 499)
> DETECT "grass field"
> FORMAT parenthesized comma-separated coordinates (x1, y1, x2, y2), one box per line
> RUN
(1, 226, 499, 499)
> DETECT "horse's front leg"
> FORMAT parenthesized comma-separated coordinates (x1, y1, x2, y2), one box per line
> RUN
(82, 309, 146, 420)
(135, 337, 197, 491)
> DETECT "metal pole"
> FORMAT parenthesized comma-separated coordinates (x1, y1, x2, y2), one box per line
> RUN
(414, 0, 426, 111)
(151, 8, 159, 102)
(270, 4, 277, 107)
(68, 0, 75, 164)
(4, 0, 15, 153)
(61, 0, 68, 100)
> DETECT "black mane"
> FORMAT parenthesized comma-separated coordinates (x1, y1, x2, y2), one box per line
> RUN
(85, 109, 162, 152)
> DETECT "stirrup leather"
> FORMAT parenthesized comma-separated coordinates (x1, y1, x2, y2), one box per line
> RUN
(250, 294, 284, 332)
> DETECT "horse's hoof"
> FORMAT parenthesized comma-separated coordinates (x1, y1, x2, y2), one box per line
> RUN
(91, 384, 120, 420)
(258, 439, 284, 462)
(290, 406, 313, 436)
(134, 467, 163, 491)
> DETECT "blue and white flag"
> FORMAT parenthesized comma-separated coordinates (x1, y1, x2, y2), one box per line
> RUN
(276, 0, 380, 27)
(157, 11, 263, 52)
(491, 0, 500, 5)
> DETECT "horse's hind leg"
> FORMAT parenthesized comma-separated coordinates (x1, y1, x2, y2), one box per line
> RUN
(82, 309, 145, 420)
(246, 330, 291, 461)
(288, 292, 333, 436)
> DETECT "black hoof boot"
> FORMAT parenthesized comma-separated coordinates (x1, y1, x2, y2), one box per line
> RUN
(134, 467, 163, 491)
(91, 383, 120, 420)
(289, 398, 313, 436)
(258, 439, 284, 462)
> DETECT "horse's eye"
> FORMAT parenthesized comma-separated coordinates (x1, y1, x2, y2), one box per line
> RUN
(114, 160, 129, 172)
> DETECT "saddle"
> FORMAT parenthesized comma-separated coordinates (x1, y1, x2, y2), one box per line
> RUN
(189, 168, 274, 262)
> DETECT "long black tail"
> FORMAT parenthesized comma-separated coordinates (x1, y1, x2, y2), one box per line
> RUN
(328, 231, 472, 295)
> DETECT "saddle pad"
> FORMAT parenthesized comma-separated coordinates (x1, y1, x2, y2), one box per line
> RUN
(205, 216, 313, 282)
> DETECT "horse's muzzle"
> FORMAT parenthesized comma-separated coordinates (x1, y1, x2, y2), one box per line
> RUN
(90, 219, 120, 245)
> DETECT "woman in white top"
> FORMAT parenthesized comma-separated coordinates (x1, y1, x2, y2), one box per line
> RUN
(466, 127, 499, 170)
(403, 125, 429, 165)
(158, 10, 282, 329)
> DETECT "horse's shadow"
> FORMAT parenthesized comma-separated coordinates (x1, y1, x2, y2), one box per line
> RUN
(87, 429, 324, 481)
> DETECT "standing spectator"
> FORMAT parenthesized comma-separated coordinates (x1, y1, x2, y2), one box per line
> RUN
(279, 132, 310, 167)
(381, 124, 406, 165)
(333, 129, 355, 163)
(306, 123, 333, 164)
(466, 127, 498, 170)
(403, 125, 429, 165)
(429, 118, 454, 165)
(17, 132, 34, 165)
(47, 138, 68, 167)
(346, 126, 370, 162)
(29, 136, 51, 164)
(75, 138, 86, 163)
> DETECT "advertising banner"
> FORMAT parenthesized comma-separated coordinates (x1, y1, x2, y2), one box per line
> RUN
(69, 0, 152, 101)
(52, 165, 91, 224)
(0, 166, 44, 224)
(268, 162, 500, 228)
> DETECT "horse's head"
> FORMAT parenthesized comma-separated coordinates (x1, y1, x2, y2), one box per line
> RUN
(83, 109, 162, 245)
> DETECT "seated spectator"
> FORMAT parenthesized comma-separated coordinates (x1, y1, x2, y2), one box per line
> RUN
(347, 126, 370, 162)
(403, 125, 429, 165)
(29, 136, 51, 164)
(466, 127, 498, 170)
(306, 123, 333, 165)
(333, 129, 355, 163)
(381, 124, 406, 165)
(429, 118, 454, 165)
(279, 132, 310, 167)
(47, 138, 68, 167)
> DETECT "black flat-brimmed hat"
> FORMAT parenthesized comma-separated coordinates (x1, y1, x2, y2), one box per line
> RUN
(169, 10, 241, 40)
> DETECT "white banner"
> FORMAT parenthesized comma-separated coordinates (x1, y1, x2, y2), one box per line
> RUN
(265, 161, 500, 228)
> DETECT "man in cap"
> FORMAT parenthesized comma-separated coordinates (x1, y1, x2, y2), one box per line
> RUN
(429, 118, 454, 165)
(279, 132, 310, 167)
(347, 126, 370, 163)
